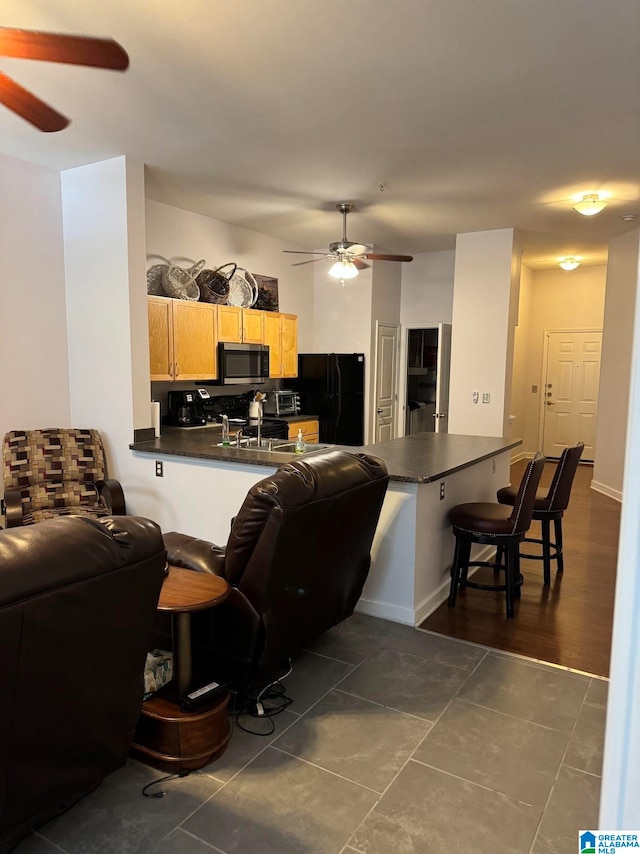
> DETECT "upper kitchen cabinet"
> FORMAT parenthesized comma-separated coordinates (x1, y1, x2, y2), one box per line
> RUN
(217, 306, 264, 344)
(148, 296, 217, 381)
(263, 312, 298, 378)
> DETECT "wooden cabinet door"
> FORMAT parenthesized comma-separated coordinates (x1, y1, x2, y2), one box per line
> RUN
(263, 312, 283, 378)
(288, 419, 319, 443)
(172, 302, 217, 380)
(216, 305, 243, 342)
(242, 309, 264, 344)
(281, 314, 298, 378)
(148, 296, 174, 381)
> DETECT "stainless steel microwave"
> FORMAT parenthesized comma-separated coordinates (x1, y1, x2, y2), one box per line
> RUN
(217, 343, 269, 385)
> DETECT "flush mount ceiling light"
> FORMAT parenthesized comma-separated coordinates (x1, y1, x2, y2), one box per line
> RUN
(573, 194, 607, 216)
(328, 259, 358, 283)
(559, 257, 581, 271)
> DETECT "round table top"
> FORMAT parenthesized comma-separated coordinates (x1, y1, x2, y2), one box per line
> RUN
(157, 565, 231, 613)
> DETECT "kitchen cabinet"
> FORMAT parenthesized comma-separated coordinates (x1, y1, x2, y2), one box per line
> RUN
(289, 419, 319, 444)
(216, 306, 263, 344)
(148, 296, 217, 381)
(264, 312, 298, 378)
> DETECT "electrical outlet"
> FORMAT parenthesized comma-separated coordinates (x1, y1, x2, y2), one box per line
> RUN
(155, 460, 163, 477)
(532, 384, 538, 393)
(439, 481, 445, 500)
(482, 392, 490, 404)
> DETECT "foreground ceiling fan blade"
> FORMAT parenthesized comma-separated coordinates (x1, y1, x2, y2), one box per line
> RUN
(363, 253, 414, 262)
(352, 258, 370, 270)
(0, 70, 68, 131)
(0, 28, 129, 70)
(283, 250, 327, 256)
(291, 258, 327, 267)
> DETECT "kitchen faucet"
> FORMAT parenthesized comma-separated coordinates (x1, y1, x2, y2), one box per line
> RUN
(235, 428, 244, 447)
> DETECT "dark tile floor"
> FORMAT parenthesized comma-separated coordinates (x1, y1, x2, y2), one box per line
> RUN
(16, 614, 606, 854)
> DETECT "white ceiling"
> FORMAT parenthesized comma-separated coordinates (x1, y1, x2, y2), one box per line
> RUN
(1, 0, 639, 270)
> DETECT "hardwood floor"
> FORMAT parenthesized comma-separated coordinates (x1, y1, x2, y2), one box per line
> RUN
(420, 459, 620, 677)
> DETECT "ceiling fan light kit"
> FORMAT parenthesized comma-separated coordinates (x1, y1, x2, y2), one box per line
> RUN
(573, 193, 607, 216)
(559, 257, 580, 271)
(283, 203, 413, 283)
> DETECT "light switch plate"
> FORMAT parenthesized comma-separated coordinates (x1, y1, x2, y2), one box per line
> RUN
(482, 392, 490, 404)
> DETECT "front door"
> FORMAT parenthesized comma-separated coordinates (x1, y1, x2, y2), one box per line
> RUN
(374, 323, 399, 443)
(542, 330, 602, 461)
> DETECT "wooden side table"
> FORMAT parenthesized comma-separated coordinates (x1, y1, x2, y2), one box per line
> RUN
(131, 566, 232, 773)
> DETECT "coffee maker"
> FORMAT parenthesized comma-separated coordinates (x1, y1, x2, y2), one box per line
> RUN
(164, 390, 206, 427)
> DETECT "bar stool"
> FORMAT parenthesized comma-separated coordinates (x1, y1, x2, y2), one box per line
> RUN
(448, 453, 546, 618)
(496, 442, 584, 584)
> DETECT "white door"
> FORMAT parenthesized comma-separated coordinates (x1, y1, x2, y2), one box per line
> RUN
(542, 330, 602, 461)
(374, 323, 399, 443)
(434, 323, 452, 433)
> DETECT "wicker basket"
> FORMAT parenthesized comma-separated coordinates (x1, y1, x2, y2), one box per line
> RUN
(197, 263, 236, 304)
(147, 264, 169, 295)
(162, 264, 201, 300)
(227, 268, 258, 308)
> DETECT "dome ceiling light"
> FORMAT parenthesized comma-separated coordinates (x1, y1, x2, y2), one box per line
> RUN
(573, 194, 607, 216)
(559, 257, 581, 271)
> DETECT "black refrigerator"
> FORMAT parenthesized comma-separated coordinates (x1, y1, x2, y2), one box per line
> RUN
(291, 353, 365, 445)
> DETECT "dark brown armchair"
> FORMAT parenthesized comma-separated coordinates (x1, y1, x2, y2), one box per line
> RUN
(2, 428, 125, 527)
(160, 450, 389, 696)
(0, 514, 166, 853)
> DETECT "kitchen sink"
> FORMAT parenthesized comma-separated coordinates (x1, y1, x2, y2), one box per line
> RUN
(215, 440, 331, 455)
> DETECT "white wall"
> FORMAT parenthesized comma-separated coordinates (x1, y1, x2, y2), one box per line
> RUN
(0, 154, 70, 454)
(145, 199, 315, 351)
(448, 229, 521, 437)
(400, 250, 455, 326)
(593, 229, 640, 499)
(512, 264, 607, 457)
(62, 156, 149, 482)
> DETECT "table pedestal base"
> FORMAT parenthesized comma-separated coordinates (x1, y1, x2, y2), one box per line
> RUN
(131, 690, 231, 773)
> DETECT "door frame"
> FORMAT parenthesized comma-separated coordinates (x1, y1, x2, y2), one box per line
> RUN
(373, 321, 400, 441)
(538, 327, 603, 455)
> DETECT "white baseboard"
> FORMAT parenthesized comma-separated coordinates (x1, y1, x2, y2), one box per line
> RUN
(358, 545, 497, 628)
(590, 479, 622, 503)
(510, 450, 529, 464)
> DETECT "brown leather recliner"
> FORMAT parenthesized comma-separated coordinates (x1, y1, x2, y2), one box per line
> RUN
(161, 450, 389, 696)
(0, 515, 167, 854)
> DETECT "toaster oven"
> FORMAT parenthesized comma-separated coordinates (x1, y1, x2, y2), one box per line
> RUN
(263, 389, 300, 416)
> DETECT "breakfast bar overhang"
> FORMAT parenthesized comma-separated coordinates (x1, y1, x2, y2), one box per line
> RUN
(130, 431, 521, 626)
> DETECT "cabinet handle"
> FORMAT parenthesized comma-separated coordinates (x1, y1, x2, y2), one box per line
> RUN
(169, 362, 173, 376)
(174, 363, 179, 378)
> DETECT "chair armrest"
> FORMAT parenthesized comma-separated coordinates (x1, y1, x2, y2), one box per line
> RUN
(95, 479, 126, 516)
(4, 487, 25, 527)
(163, 531, 227, 577)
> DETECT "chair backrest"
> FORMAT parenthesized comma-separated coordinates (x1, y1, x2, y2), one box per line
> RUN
(221, 450, 389, 685)
(508, 452, 546, 535)
(544, 442, 584, 512)
(2, 429, 106, 517)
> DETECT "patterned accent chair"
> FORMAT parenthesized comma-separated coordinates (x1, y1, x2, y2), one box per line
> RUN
(2, 428, 125, 527)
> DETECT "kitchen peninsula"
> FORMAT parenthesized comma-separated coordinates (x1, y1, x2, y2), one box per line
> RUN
(130, 430, 520, 625)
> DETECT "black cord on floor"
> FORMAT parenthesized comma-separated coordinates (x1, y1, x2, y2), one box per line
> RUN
(142, 770, 190, 798)
(229, 663, 293, 736)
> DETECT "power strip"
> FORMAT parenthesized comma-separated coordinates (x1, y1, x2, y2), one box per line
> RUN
(180, 679, 229, 712)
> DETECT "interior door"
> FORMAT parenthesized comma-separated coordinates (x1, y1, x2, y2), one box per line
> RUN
(542, 330, 602, 461)
(374, 323, 399, 443)
(435, 323, 452, 433)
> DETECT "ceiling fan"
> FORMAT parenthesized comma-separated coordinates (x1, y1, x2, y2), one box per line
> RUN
(284, 203, 413, 281)
(0, 27, 129, 132)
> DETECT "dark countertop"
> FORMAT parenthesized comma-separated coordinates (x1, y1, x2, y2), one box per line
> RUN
(264, 414, 319, 423)
(130, 427, 520, 484)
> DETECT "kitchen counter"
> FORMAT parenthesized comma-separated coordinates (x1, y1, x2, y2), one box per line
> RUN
(130, 426, 518, 483)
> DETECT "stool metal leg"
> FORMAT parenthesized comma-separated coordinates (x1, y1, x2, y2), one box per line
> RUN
(448, 537, 462, 607)
(554, 517, 564, 574)
(541, 517, 552, 585)
(505, 541, 519, 618)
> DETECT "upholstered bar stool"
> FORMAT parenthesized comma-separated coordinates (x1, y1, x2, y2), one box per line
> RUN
(448, 453, 546, 618)
(497, 442, 584, 584)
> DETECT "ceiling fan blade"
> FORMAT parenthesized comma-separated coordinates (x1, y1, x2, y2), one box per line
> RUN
(0, 29, 129, 70)
(283, 250, 327, 256)
(363, 253, 414, 263)
(291, 258, 327, 267)
(0, 70, 68, 131)
(352, 258, 370, 270)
